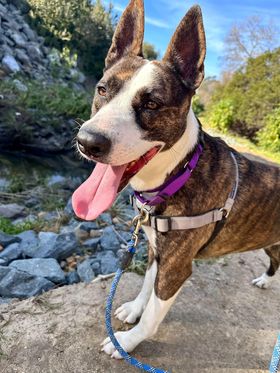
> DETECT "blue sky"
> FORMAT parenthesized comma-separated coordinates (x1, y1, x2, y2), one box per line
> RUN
(106, 0, 280, 78)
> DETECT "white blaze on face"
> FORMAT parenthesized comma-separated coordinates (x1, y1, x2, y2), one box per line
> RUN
(80, 61, 164, 166)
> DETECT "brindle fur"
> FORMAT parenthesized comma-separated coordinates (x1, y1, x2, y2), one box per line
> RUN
(90, 0, 280, 301)
(150, 133, 280, 300)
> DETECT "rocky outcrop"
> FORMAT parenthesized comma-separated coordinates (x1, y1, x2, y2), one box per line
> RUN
(0, 0, 85, 83)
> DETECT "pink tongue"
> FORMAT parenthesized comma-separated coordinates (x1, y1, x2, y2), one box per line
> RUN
(72, 163, 127, 220)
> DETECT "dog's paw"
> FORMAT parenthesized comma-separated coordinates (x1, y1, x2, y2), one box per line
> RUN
(114, 300, 143, 324)
(101, 330, 138, 359)
(252, 273, 271, 289)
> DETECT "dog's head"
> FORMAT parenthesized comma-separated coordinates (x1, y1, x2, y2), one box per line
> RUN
(73, 0, 206, 220)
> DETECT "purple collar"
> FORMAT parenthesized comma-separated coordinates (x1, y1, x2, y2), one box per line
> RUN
(134, 143, 203, 206)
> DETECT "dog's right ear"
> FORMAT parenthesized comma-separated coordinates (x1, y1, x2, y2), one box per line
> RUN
(105, 0, 144, 69)
(163, 5, 206, 90)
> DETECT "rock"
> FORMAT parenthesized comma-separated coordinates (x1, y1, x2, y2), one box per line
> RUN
(22, 24, 36, 41)
(47, 174, 66, 186)
(0, 242, 21, 264)
(12, 214, 36, 226)
(17, 230, 39, 258)
(100, 226, 120, 252)
(66, 271, 80, 285)
(13, 78, 28, 91)
(26, 44, 42, 62)
(10, 31, 26, 47)
(77, 260, 95, 283)
(14, 49, 30, 66)
(90, 260, 100, 274)
(0, 266, 54, 298)
(0, 232, 21, 248)
(99, 213, 112, 225)
(0, 203, 25, 218)
(1, 54, 20, 73)
(33, 232, 78, 260)
(99, 251, 118, 275)
(82, 238, 100, 251)
(10, 258, 65, 283)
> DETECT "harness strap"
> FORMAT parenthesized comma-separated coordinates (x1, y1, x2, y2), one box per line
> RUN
(133, 151, 239, 234)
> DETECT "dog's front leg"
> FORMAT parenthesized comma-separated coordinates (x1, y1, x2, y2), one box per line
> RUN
(114, 258, 157, 324)
(102, 259, 191, 359)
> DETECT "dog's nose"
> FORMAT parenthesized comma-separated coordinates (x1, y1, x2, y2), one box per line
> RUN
(77, 129, 111, 158)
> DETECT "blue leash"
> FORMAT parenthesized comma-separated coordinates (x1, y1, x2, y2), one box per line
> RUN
(270, 333, 280, 373)
(105, 214, 170, 373)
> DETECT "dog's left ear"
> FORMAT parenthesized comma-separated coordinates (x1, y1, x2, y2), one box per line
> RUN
(105, 0, 144, 69)
(163, 5, 206, 90)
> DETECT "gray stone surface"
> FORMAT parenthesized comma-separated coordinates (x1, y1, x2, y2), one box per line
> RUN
(0, 242, 21, 264)
(17, 230, 39, 257)
(66, 271, 80, 285)
(100, 226, 120, 252)
(33, 232, 78, 260)
(0, 266, 54, 298)
(0, 232, 21, 248)
(82, 238, 100, 251)
(77, 260, 95, 283)
(0, 203, 25, 218)
(99, 251, 119, 275)
(10, 258, 65, 283)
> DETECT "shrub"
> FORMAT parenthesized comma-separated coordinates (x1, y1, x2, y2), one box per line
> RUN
(257, 107, 280, 152)
(208, 99, 235, 133)
(192, 95, 204, 116)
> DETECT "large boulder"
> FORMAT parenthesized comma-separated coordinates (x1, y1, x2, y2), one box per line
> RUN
(10, 258, 65, 283)
(0, 266, 54, 298)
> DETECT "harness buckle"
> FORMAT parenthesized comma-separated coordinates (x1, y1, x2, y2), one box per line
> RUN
(219, 207, 230, 219)
(154, 216, 172, 232)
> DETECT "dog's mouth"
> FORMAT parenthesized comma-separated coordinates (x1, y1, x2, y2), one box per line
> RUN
(72, 146, 160, 220)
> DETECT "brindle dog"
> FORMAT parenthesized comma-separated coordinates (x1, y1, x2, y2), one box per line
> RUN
(73, 0, 280, 360)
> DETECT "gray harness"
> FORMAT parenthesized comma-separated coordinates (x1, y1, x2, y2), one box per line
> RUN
(132, 151, 239, 237)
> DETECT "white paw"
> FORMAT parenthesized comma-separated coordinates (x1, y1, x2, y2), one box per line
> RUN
(114, 300, 143, 324)
(101, 330, 138, 359)
(252, 273, 271, 289)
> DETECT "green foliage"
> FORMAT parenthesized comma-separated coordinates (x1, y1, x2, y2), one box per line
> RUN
(27, 0, 115, 78)
(0, 217, 43, 235)
(0, 78, 91, 128)
(208, 48, 280, 139)
(143, 42, 158, 60)
(192, 95, 204, 116)
(257, 107, 280, 152)
(208, 99, 235, 133)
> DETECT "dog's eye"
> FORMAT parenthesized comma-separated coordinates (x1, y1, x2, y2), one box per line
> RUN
(144, 101, 159, 110)
(97, 86, 107, 97)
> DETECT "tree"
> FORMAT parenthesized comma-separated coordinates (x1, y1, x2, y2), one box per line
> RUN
(143, 42, 158, 60)
(27, 0, 115, 78)
(208, 48, 280, 139)
(222, 16, 279, 72)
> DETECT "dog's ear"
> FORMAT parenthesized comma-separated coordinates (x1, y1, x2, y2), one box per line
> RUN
(163, 5, 206, 90)
(105, 0, 144, 68)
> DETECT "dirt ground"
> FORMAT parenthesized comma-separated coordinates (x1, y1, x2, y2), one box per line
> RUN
(0, 249, 279, 373)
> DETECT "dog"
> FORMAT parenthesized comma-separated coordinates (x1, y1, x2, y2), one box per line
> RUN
(72, 0, 280, 360)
